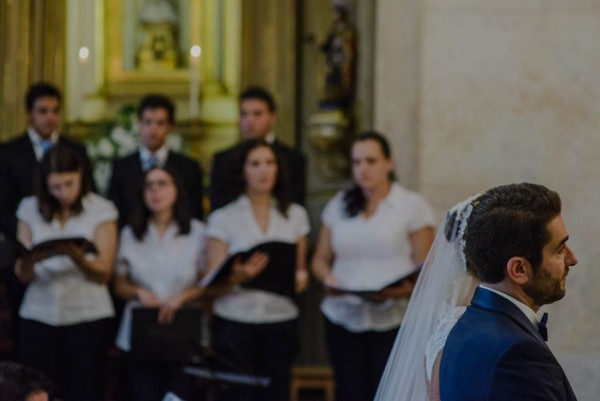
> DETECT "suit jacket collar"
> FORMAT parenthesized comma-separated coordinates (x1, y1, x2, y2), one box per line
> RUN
(471, 287, 547, 344)
(139, 146, 169, 167)
(14, 132, 38, 166)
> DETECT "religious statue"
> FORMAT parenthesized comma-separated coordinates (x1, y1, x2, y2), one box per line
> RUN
(136, 0, 180, 71)
(307, 0, 358, 179)
(319, 0, 357, 110)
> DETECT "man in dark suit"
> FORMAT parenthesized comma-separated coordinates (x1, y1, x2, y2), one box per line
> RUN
(440, 183, 578, 401)
(0, 82, 94, 357)
(210, 86, 306, 210)
(108, 94, 204, 228)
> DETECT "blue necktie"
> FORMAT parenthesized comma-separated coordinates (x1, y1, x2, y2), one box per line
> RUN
(538, 312, 548, 341)
(39, 140, 52, 155)
(144, 156, 158, 171)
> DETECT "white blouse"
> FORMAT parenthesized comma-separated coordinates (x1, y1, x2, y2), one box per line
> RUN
(16, 193, 118, 326)
(320, 183, 435, 332)
(206, 195, 310, 324)
(115, 219, 206, 351)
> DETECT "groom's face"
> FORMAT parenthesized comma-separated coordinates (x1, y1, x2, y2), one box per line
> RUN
(523, 215, 578, 306)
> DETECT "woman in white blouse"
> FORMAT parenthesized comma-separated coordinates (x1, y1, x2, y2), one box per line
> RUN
(113, 166, 205, 401)
(14, 144, 118, 401)
(205, 139, 310, 401)
(312, 131, 436, 401)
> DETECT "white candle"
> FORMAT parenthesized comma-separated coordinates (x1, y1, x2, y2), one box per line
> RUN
(78, 46, 90, 121)
(189, 45, 201, 119)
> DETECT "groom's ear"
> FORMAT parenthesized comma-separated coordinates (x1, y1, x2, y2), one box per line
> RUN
(505, 256, 532, 285)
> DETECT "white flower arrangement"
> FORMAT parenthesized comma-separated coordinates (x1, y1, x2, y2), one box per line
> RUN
(84, 105, 187, 195)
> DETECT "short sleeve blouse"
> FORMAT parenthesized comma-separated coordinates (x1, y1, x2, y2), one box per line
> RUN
(320, 183, 435, 332)
(115, 219, 206, 351)
(16, 193, 118, 326)
(206, 195, 310, 324)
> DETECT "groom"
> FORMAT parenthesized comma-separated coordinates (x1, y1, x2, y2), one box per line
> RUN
(439, 183, 578, 400)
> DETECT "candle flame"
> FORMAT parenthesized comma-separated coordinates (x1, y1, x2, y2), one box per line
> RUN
(78, 47, 90, 61)
(190, 45, 202, 58)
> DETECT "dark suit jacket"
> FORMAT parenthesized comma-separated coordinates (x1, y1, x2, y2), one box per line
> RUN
(108, 150, 204, 228)
(209, 140, 306, 211)
(0, 133, 94, 239)
(439, 287, 576, 401)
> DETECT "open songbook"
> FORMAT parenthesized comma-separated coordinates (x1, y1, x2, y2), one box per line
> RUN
(131, 307, 203, 362)
(200, 241, 297, 297)
(326, 263, 423, 302)
(16, 237, 98, 258)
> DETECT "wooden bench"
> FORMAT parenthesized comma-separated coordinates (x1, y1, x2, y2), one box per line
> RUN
(290, 365, 334, 401)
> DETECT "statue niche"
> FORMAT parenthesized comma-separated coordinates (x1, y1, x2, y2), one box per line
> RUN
(136, 0, 180, 71)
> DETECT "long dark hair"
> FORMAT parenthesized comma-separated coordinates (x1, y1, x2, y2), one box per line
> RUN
(343, 131, 394, 217)
(129, 166, 192, 240)
(221, 139, 291, 216)
(35, 144, 92, 222)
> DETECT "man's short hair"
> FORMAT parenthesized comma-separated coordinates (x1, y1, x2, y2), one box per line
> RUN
(138, 94, 176, 124)
(0, 361, 53, 401)
(465, 183, 562, 283)
(25, 83, 62, 111)
(239, 86, 276, 112)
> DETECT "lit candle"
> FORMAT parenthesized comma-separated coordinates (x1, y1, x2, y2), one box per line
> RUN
(189, 45, 201, 119)
(79, 46, 90, 63)
(78, 46, 90, 121)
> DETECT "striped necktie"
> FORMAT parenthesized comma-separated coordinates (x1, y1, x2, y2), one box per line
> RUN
(144, 156, 159, 171)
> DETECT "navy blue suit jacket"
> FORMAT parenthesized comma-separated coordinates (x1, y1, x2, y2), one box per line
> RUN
(439, 287, 577, 401)
(108, 150, 204, 228)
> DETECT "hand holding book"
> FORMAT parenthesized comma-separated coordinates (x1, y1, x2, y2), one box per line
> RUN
(230, 251, 270, 284)
(325, 264, 422, 303)
(370, 279, 415, 302)
(16, 237, 98, 261)
(14, 237, 99, 283)
(201, 242, 297, 297)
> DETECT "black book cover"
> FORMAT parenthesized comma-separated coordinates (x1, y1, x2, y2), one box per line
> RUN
(16, 237, 97, 258)
(200, 241, 297, 297)
(326, 264, 422, 302)
(130, 307, 203, 362)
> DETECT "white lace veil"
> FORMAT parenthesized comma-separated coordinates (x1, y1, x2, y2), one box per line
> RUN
(373, 195, 480, 401)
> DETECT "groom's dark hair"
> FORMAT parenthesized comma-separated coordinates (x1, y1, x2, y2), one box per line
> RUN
(464, 183, 561, 283)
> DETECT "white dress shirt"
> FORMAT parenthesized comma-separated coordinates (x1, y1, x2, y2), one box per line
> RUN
(17, 193, 118, 326)
(206, 195, 310, 324)
(115, 219, 206, 351)
(320, 183, 435, 332)
(139, 145, 169, 170)
(479, 285, 543, 326)
(27, 128, 59, 161)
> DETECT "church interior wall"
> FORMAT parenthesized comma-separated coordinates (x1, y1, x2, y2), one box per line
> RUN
(2, 0, 600, 394)
(375, 0, 600, 397)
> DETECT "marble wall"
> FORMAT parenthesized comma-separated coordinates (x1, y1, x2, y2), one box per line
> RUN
(376, 0, 600, 397)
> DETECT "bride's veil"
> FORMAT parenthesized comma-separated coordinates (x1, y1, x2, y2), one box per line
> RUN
(374, 195, 479, 401)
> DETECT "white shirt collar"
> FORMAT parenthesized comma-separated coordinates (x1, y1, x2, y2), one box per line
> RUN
(237, 194, 276, 210)
(265, 132, 276, 144)
(147, 220, 178, 242)
(479, 285, 543, 326)
(27, 128, 59, 161)
(139, 145, 169, 167)
(380, 182, 403, 207)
